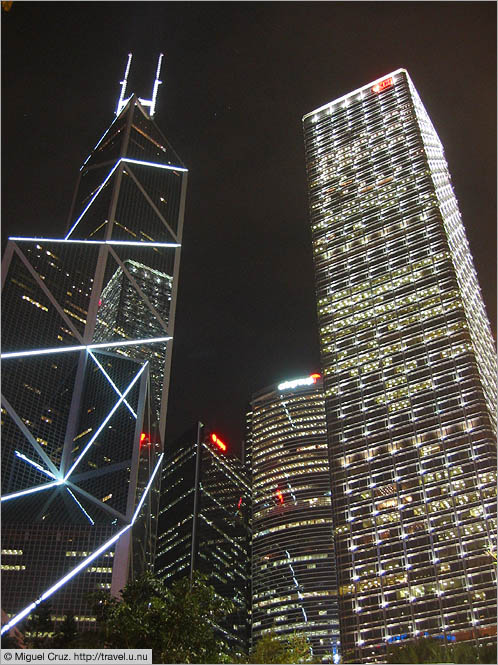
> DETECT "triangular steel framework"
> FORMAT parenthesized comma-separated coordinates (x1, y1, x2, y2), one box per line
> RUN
(1, 59, 188, 634)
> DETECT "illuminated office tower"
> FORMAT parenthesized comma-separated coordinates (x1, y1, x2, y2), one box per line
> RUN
(303, 69, 497, 661)
(249, 375, 340, 663)
(94, 259, 172, 422)
(155, 424, 251, 656)
(1, 55, 187, 635)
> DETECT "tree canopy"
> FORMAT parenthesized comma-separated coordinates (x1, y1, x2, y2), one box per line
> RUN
(89, 571, 235, 663)
(248, 630, 318, 664)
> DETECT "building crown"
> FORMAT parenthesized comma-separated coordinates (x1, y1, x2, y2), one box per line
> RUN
(116, 53, 164, 118)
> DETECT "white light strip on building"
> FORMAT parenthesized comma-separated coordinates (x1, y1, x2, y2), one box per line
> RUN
(149, 53, 164, 117)
(278, 376, 316, 391)
(1, 480, 63, 502)
(0, 602, 37, 635)
(102, 240, 180, 247)
(88, 350, 137, 418)
(285, 549, 308, 622)
(65, 161, 121, 239)
(64, 362, 148, 481)
(1, 454, 163, 635)
(302, 68, 407, 120)
(131, 453, 164, 523)
(9, 237, 180, 248)
(116, 52, 133, 117)
(1, 336, 172, 360)
(65, 154, 186, 238)
(0, 523, 132, 636)
(66, 487, 95, 525)
(122, 157, 187, 173)
(80, 117, 119, 171)
(14, 450, 58, 480)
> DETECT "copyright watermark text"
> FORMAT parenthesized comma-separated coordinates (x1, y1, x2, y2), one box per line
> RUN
(0, 650, 152, 664)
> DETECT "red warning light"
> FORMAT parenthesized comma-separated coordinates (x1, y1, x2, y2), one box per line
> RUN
(372, 77, 393, 94)
(310, 373, 321, 382)
(237, 496, 243, 510)
(211, 433, 227, 452)
(140, 432, 149, 448)
(276, 489, 284, 504)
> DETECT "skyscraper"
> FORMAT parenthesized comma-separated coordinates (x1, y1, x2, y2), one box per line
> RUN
(93, 259, 173, 423)
(155, 423, 251, 656)
(249, 374, 340, 662)
(303, 69, 497, 662)
(1, 55, 187, 635)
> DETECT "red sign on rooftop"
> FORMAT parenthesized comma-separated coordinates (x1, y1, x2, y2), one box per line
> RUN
(211, 433, 227, 452)
(372, 77, 393, 94)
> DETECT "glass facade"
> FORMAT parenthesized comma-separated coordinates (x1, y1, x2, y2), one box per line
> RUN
(155, 424, 251, 656)
(1, 524, 117, 631)
(303, 69, 497, 662)
(249, 376, 340, 662)
(93, 259, 172, 423)
(1, 91, 187, 633)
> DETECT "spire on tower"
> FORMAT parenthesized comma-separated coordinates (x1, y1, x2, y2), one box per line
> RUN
(116, 53, 133, 116)
(115, 53, 164, 118)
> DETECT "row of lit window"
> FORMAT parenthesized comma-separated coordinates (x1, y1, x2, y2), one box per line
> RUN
(66, 551, 114, 557)
(201, 443, 251, 491)
(312, 179, 431, 218)
(317, 254, 441, 310)
(253, 413, 326, 439)
(1, 565, 26, 571)
(253, 589, 336, 607)
(325, 345, 473, 399)
(321, 281, 455, 324)
(253, 496, 332, 521)
(21, 294, 48, 311)
(318, 250, 450, 314)
(254, 517, 333, 539)
(308, 135, 417, 178)
(158, 487, 194, 515)
(253, 462, 329, 492)
(320, 292, 460, 335)
(258, 552, 330, 570)
(198, 513, 247, 554)
(251, 430, 327, 456)
(312, 189, 433, 235)
(252, 394, 324, 423)
(156, 533, 191, 559)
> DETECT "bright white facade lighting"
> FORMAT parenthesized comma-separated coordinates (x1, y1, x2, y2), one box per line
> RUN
(1, 336, 172, 360)
(14, 450, 58, 480)
(1, 450, 163, 635)
(278, 374, 320, 391)
(66, 487, 95, 525)
(131, 453, 163, 523)
(1, 480, 63, 502)
(10, 237, 180, 248)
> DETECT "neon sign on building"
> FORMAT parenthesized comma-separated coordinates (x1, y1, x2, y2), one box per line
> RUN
(278, 373, 321, 391)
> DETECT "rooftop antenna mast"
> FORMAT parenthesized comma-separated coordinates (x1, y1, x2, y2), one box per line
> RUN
(116, 53, 133, 116)
(115, 53, 164, 118)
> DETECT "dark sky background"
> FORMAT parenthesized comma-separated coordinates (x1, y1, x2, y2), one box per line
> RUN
(2, 2, 496, 459)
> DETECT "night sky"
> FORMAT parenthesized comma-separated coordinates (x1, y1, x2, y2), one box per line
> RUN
(2, 2, 496, 458)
